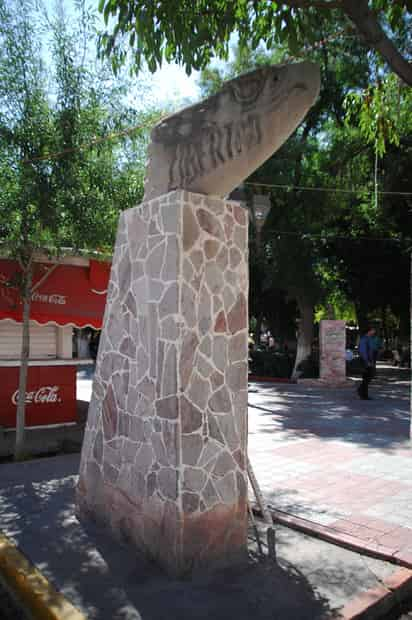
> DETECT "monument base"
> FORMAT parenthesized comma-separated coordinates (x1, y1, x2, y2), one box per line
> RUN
(298, 378, 352, 388)
(76, 190, 248, 576)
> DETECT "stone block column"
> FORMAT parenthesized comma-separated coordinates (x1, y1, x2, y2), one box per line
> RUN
(319, 320, 346, 385)
(76, 190, 248, 575)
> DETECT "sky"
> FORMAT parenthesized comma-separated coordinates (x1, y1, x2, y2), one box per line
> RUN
(42, 0, 200, 108)
(151, 64, 200, 104)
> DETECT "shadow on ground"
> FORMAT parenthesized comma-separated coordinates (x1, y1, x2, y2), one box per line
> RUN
(248, 365, 410, 450)
(82, 522, 335, 620)
(2, 364, 408, 619)
(0, 455, 338, 620)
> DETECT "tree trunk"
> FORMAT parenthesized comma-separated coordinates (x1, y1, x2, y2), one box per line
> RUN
(291, 295, 314, 380)
(14, 263, 32, 461)
(355, 304, 368, 336)
(342, 0, 412, 86)
(381, 306, 388, 350)
(254, 312, 263, 350)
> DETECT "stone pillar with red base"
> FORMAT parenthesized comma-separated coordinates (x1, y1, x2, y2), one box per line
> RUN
(76, 190, 248, 576)
(319, 320, 346, 385)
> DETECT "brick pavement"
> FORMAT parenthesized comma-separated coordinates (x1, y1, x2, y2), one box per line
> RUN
(248, 364, 412, 563)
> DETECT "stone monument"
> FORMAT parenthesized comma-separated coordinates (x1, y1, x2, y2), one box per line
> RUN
(76, 62, 320, 576)
(319, 320, 347, 385)
(144, 61, 320, 201)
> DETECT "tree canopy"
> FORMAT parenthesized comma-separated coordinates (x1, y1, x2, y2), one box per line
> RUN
(0, 0, 159, 260)
(197, 28, 411, 373)
(0, 0, 162, 458)
(98, 0, 412, 85)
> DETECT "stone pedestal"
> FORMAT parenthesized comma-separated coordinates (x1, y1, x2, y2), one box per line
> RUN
(319, 320, 346, 385)
(76, 190, 248, 575)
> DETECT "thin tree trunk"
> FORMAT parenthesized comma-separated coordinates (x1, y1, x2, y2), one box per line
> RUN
(254, 312, 263, 350)
(291, 296, 314, 380)
(381, 306, 387, 350)
(326, 303, 335, 320)
(14, 262, 32, 461)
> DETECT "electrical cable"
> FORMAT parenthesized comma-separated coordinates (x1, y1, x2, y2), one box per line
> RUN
(22, 116, 164, 165)
(262, 229, 410, 243)
(245, 181, 412, 197)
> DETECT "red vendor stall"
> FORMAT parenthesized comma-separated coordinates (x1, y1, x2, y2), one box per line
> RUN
(0, 256, 110, 429)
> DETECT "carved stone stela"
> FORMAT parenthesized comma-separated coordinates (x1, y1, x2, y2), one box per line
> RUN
(319, 320, 346, 385)
(77, 62, 320, 575)
(144, 62, 320, 201)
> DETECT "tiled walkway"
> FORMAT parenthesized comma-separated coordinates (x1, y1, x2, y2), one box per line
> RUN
(248, 365, 412, 563)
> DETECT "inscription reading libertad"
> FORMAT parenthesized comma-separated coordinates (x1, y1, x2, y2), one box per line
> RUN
(168, 114, 262, 188)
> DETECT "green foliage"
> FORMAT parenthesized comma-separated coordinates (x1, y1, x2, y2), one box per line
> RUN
(0, 0, 166, 459)
(200, 31, 411, 345)
(0, 0, 160, 263)
(345, 75, 412, 155)
(97, 0, 412, 83)
(315, 296, 356, 323)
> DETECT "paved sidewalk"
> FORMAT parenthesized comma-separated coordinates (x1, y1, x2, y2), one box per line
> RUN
(248, 365, 411, 565)
(0, 363, 410, 619)
(0, 454, 407, 619)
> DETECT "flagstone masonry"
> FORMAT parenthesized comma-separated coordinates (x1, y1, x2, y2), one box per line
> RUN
(77, 191, 248, 575)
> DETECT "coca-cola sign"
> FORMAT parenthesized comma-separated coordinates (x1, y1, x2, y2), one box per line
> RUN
(32, 292, 66, 305)
(12, 386, 62, 405)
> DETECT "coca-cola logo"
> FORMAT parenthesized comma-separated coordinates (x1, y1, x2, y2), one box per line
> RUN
(11, 386, 62, 405)
(32, 292, 66, 305)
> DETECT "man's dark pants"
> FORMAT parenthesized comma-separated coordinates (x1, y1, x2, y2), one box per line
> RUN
(358, 363, 374, 399)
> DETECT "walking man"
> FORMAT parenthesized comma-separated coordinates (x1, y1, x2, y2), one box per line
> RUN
(358, 327, 375, 400)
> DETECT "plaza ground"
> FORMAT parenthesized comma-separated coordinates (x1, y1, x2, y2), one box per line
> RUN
(0, 363, 410, 619)
(248, 364, 411, 564)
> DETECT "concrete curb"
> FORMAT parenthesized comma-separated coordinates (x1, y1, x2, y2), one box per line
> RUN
(248, 375, 296, 384)
(297, 378, 354, 389)
(253, 506, 412, 619)
(267, 508, 412, 569)
(0, 532, 85, 620)
(337, 567, 412, 619)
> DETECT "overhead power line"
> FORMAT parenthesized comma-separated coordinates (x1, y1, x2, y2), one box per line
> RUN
(245, 181, 412, 198)
(265, 229, 410, 243)
(22, 116, 163, 165)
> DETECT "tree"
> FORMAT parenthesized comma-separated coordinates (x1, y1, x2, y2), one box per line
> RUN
(197, 33, 369, 376)
(321, 132, 411, 336)
(98, 0, 412, 85)
(345, 72, 412, 156)
(197, 24, 411, 376)
(96, 0, 411, 377)
(0, 0, 158, 459)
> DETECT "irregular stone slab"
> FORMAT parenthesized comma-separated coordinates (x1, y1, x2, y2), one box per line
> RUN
(227, 293, 247, 335)
(144, 62, 320, 201)
(77, 191, 248, 576)
(204, 239, 220, 259)
(209, 385, 232, 414)
(214, 310, 227, 333)
(183, 205, 200, 252)
(180, 395, 203, 434)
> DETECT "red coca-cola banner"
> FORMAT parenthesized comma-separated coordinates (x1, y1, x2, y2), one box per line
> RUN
(1, 365, 77, 427)
(0, 258, 110, 328)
